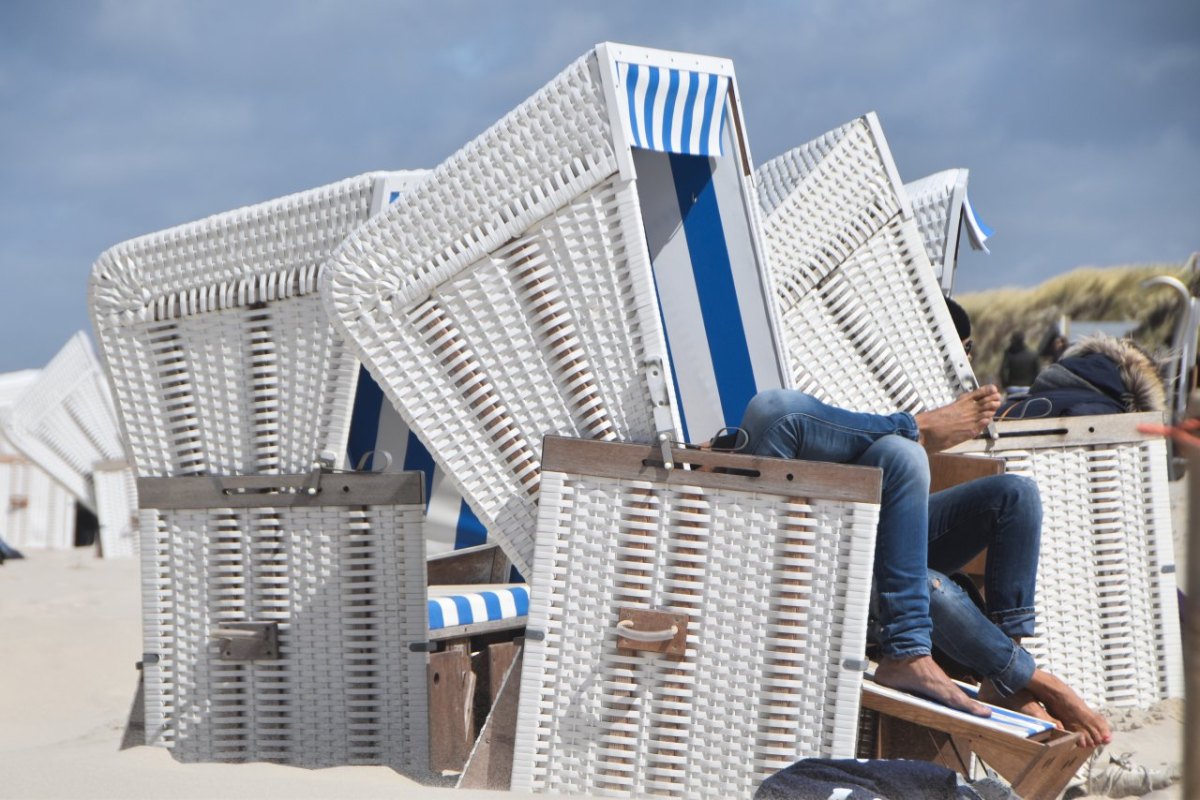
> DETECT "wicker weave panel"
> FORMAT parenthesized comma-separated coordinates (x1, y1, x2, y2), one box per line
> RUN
(512, 452, 879, 797)
(90, 172, 425, 477)
(757, 117, 974, 414)
(5, 333, 126, 507)
(94, 465, 138, 558)
(139, 500, 428, 770)
(327, 172, 665, 579)
(757, 118, 900, 299)
(955, 418, 1183, 709)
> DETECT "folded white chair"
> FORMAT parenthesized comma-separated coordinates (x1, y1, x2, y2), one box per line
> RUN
(323, 43, 788, 579)
(953, 414, 1184, 709)
(756, 114, 974, 415)
(3, 333, 135, 556)
(0, 369, 76, 550)
(89, 171, 434, 771)
(512, 436, 880, 798)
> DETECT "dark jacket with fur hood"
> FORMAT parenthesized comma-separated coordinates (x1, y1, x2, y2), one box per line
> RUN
(998, 335, 1165, 419)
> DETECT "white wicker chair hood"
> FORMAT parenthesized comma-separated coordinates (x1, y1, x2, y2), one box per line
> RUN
(322, 43, 788, 578)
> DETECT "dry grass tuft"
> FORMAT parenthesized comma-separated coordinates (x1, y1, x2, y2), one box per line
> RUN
(957, 264, 1191, 383)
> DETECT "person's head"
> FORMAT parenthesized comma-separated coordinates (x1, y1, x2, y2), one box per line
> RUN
(944, 296, 972, 359)
(1010, 331, 1025, 347)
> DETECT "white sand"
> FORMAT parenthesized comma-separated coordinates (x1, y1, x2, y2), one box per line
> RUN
(0, 547, 1184, 799)
(0, 549, 577, 800)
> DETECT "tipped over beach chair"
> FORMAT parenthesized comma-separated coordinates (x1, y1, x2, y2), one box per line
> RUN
(322, 42, 788, 579)
(755, 114, 975, 415)
(3, 334, 136, 557)
(511, 436, 880, 798)
(89, 171, 435, 772)
(0, 369, 76, 551)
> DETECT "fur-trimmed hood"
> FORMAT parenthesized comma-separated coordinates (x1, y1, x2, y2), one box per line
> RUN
(1058, 335, 1166, 413)
(1000, 334, 1166, 420)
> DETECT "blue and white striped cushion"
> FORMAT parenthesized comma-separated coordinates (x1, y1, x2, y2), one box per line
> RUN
(427, 585, 530, 632)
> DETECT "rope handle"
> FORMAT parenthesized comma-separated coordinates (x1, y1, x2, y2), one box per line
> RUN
(615, 618, 678, 642)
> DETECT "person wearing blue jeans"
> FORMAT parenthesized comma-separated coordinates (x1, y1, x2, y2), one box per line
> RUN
(739, 387, 1111, 748)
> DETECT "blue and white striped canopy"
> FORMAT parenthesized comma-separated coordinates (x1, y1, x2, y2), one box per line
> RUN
(963, 192, 994, 253)
(617, 62, 730, 158)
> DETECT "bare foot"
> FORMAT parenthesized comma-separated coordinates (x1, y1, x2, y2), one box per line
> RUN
(914, 385, 1002, 452)
(1025, 669, 1112, 748)
(875, 655, 991, 717)
(977, 682, 1062, 728)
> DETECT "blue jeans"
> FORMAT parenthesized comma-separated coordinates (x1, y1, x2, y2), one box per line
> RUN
(740, 389, 1040, 695)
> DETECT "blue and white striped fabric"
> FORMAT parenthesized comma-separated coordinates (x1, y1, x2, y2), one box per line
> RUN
(427, 585, 530, 631)
(633, 124, 785, 442)
(347, 367, 488, 556)
(963, 192, 993, 253)
(617, 62, 730, 158)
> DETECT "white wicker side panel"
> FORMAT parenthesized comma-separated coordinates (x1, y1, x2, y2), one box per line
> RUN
(140, 501, 428, 771)
(971, 433, 1182, 708)
(94, 465, 138, 558)
(1144, 438, 1185, 699)
(513, 471, 878, 798)
(334, 177, 663, 578)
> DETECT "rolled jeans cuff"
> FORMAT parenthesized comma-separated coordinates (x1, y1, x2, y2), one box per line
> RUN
(989, 607, 1036, 640)
(895, 412, 920, 443)
(989, 643, 1036, 697)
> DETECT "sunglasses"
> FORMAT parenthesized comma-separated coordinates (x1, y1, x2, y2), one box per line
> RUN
(963, 339, 974, 356)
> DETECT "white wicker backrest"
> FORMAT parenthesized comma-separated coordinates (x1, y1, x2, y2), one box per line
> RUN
(756, 114, 974, 414)
(323, 44, 785, 578)
(5, 333, 125, 509)
(89, 171, 427, 478)
(512, 437, 880, 798)
(905, 169, 969, 295)
(953, 414, 1183, 709)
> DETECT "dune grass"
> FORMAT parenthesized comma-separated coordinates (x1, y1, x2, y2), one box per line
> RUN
(957, 264, 1192, 384)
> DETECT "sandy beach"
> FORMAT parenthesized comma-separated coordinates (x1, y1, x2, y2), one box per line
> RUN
(0, 546, 1184, 800)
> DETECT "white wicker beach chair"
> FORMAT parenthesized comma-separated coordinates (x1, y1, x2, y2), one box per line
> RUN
(0, 370, 76, 551)
(904, 169, 969, 295)
(952, 414, 1183, 709)
(3, 334, 135, 556)
(323, 43, 788, 579)
(511, 436, 880, 798)
(755, 114, 975, 415)
(89, 171, 435, 769)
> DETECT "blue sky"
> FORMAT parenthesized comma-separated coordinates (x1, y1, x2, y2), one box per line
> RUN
(1, 0, 1197, 372)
